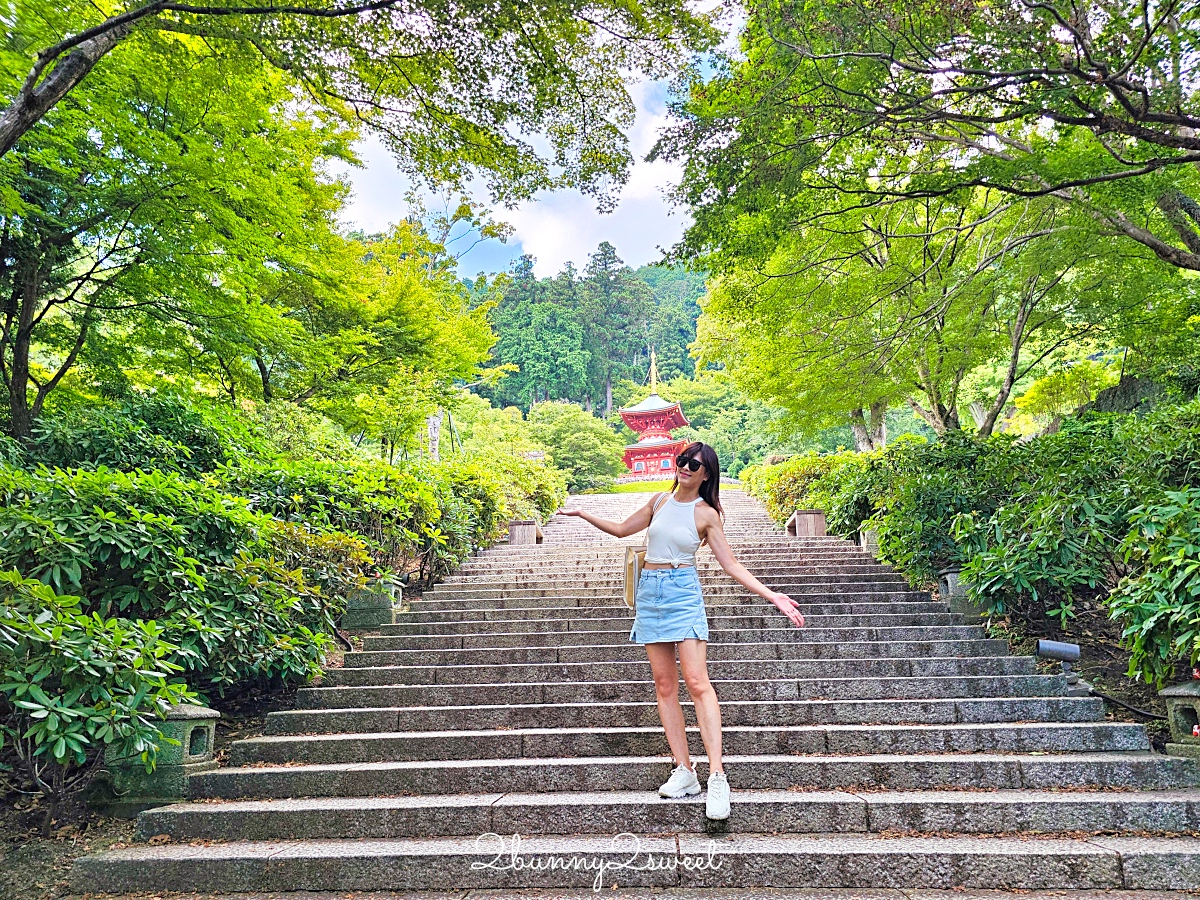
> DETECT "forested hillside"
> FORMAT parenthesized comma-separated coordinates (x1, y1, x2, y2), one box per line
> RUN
(478, 244, 705, 416)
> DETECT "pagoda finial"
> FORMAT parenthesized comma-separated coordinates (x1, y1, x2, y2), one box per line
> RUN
(649, 349, 659, 394)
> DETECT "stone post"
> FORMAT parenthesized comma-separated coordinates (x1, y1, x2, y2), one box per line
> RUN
(508, 520, 544, 545)
(859, 527, 881, 558)
(786, 509, 826, 538)
(100, 704, 219, 815)
(1160, 681, 1200, 759)
(426, 410, 443, 462)
(938, 565, 983, 623)
(342, 576, 399, 629)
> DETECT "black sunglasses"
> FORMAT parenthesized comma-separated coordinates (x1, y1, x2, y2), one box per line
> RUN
(675, 455, 704, 472)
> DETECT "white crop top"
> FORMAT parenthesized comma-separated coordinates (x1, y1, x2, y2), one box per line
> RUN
(644, 493, 703, 567)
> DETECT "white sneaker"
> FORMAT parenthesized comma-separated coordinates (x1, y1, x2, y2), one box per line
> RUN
(658, 763, 701, 798)
(706, 771, 731, 820)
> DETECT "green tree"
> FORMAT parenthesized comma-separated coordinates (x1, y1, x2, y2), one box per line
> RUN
(2, 0, 714, 205)
(580, 242, 653, 416)
(693, 193, 1169, 443)
(0, 39, 353, 440)
(528, 400, 624, 492)
(487, 257, 591, 408)
(635, 265, 706, 381)
(656, 0, 1200, 272)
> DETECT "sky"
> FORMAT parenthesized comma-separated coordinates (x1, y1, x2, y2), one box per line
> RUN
(331, 80, 690, 279)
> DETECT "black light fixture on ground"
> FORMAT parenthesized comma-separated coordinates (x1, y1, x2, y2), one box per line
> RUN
(1037, 639, 1166, 720)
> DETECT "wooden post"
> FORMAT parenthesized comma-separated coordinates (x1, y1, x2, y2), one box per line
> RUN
(786, 509, 826, 537)
(509, 520, 540, 545)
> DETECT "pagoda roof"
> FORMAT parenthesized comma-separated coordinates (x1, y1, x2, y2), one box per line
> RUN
(625, 436, 687, 449)
(622, 393, 681, 415)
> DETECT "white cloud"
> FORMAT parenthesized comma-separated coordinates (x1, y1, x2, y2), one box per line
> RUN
(332, 78, 691, 276)
(503, 80, 690, 275)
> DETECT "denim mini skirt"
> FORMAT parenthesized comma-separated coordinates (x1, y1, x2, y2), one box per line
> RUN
(629, 567, 708, 644)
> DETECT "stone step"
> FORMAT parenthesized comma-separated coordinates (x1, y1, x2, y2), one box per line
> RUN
(292, 675, 1068, 710)
(264, 697, 1108, 736)
(402, 600, 945, 619)
(76, 490, 1200, 896)
(409, 593, 935, 612)
(379, 613, 964, 636)
(321, 655, 1036, 687)
(447, 559, 894, 573)
(451, 560, 883, 576)
(425, 579, 913, 600)
(442, 564, 896, 583)
(360, 625, 991, 651)
(343, 638, 1012, 668)
(187, 753, 1200, 800)
(229, 722, 1150, 766)
(458, 551, 872, 568)
(74, 831, 1200, 893)
(133, 788, 1200, 843)
(441, 580, 907, 595)
(468, 549, 873, 564)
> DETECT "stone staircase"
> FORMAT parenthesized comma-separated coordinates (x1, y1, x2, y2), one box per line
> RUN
(75, 490, 1200, 894)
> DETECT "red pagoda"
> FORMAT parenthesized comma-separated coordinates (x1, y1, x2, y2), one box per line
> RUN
(619, 352, 690, 475)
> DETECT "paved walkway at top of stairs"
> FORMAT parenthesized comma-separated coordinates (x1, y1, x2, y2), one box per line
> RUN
(74, 489, 1200, 895)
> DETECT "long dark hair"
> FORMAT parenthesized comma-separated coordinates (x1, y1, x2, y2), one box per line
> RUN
(672, 441, 723, 517)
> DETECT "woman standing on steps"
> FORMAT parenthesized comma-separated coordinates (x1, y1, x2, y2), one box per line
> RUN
(557, 441, 806, 821)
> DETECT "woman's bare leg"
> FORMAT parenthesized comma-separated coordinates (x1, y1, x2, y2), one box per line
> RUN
(678, 638, 723, 774)
(645, 641, 691, 768)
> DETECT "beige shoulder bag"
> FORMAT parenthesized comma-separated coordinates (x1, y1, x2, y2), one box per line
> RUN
(624, 492, 669, 609)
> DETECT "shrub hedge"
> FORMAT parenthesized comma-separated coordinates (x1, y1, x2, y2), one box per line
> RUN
(0, 393, 567, 804)
(0, 571, 194, 819)
(743, 402, 1200, 686)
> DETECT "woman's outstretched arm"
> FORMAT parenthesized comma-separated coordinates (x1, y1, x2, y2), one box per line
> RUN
(556, 493, 660, 539)
(702, 512, 805, 628)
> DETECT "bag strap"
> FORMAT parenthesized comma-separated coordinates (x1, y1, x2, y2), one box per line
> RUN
(650, 491, 670, 515)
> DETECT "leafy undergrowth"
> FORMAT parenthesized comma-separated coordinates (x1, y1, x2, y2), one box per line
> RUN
(0, 684, 306, 900)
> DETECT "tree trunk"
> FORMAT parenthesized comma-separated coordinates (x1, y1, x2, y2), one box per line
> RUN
(848, 408, 875, 452)
(907, 396, 961, 434)
(254, 354, 273, 402)
(8, 277, 38, 442)
(1156, 190, 1200, 255)
(977, 294, 1033, 437)
(605, 375, 613, 418)
(868, 400, 887, 449)
(0, 24, 131, 158)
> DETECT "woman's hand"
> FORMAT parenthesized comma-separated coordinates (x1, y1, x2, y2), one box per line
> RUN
(556, 508, 585, 517)
(767, 591, 805, 628)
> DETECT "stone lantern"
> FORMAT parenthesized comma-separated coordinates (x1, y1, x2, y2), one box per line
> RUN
(1160, 681, 1200, 759)
(100, 703, 220, 815)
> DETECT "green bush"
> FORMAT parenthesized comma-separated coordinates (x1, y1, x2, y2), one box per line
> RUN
(29, 392, 240, 476)
(528, 401, 624, 492)
(483, 453, 568, 524)
(241, 400, 362, 463)
(742, 451, 868, 530)
(216, 452, 563, 587)
(217, 457, 438, 572)
(1108, 489, 1200, 686)
(0, 571, 193, 819)
(953, 419, 1131, 624)
(865, 433, 1018, 585)
(0, 393, 569, 811)
(0, 434, 25, 466)
(749, 403, 1200, 683)
(0, 465, 366, 695)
